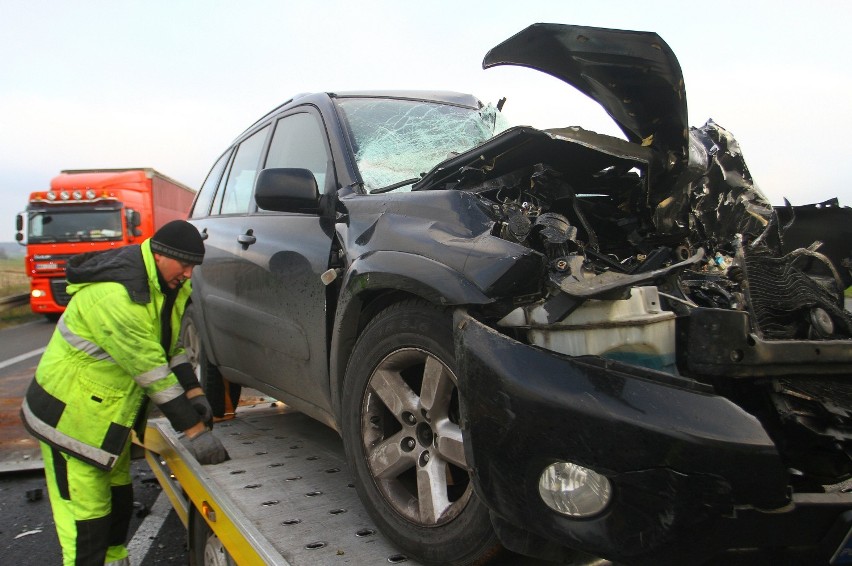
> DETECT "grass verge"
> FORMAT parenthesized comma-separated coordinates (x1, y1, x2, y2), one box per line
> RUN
(0, 257, 39, 329)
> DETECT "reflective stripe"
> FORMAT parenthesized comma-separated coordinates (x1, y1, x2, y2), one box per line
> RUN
(21, 399, 116, 469)
(170, 353, 190, 367)
(150, 383, 183, 405)
(106, 557, 130, 566)
(57, 317, 113, 362)
(135, 364, 170, 388)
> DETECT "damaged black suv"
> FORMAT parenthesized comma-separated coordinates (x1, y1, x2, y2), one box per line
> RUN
(183, 23, 852, 565)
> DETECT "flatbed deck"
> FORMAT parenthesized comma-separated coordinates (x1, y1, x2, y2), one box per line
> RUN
(144, 401, 419, 565)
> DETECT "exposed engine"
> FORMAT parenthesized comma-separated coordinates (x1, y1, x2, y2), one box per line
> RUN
(462, 120, 852, 488)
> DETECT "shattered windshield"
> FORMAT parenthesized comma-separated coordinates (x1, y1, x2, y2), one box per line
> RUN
(335, 97, 510, 193)
(28, 209, 124, 243)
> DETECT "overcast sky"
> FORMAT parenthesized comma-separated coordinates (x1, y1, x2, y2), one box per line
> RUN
(2, 0, 851, 240)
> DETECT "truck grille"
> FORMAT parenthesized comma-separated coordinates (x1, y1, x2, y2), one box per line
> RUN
(50, 278, 71, 306)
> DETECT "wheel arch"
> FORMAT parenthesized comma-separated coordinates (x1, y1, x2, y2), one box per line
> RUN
(328, 250, 494, 424)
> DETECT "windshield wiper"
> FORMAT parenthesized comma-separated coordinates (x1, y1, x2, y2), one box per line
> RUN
(370, 177, 420, 194)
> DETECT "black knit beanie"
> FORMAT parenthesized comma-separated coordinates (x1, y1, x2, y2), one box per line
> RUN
(150, 220, 205, 265)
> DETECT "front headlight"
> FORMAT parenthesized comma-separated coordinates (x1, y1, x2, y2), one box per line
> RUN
(538, 461, 612, 517)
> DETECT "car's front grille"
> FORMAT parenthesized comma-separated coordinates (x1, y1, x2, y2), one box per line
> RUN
(50, 278, 71, 306)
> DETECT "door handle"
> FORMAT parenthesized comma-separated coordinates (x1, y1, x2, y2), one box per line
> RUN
(238, 229, 256, 247)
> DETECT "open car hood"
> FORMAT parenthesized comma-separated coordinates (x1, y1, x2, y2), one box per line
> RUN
(482, 23, 688, 161)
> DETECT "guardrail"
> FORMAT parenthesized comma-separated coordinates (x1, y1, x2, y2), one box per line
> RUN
(0, 293, 29, 313)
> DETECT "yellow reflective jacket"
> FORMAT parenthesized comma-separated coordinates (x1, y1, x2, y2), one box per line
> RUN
(21, 239, 199, 470)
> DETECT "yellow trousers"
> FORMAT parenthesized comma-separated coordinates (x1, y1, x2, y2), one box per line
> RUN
(40, 441, 133, 566)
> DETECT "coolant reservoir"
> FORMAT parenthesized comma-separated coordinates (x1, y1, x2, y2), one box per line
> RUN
(500, 286, 677, 373)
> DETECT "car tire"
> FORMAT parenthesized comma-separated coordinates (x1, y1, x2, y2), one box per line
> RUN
(342, 300, 501, 565)
(181, 304, 240, 418)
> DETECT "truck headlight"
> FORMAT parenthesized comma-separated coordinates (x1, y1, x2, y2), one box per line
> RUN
(538, 461, 612, 517)
(31, 289, 47, 298)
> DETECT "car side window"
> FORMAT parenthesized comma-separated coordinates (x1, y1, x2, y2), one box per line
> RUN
(209, 151, 234, 216)
(218, 125, 270, 215)
(265, 112, 330, 193)
(190, 149, 231, 219)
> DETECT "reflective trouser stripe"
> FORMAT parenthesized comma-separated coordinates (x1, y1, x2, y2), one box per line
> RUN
(41, 441, 133, 566)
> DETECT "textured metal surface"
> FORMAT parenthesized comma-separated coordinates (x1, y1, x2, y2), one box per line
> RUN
(158, 402, 419, 565)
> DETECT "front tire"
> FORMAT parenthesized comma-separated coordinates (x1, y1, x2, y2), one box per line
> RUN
(342, 301, 500, 565)
(181, 304, 241, 418)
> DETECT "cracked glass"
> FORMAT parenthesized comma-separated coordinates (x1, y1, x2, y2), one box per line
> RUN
(336, 98, 509, 193)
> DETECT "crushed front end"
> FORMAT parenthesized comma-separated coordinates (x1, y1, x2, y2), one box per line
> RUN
(442, 120, 852, 563)
(418, 23, 852, 563)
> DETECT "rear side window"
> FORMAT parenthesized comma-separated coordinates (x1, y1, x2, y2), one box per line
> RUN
(265, 112, 331, 193)
(190, 150, 231, 218)
(218, 126, 269, 215)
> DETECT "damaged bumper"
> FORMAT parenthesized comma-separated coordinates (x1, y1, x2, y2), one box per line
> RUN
(454, 311, 852, 563)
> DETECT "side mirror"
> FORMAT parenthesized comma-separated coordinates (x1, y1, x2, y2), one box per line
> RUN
(15, 213, 25, 245)
(126, 208, 142, 237)
(255, 168, 320, 213)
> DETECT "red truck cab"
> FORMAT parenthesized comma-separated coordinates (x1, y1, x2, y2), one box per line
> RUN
(15, 168, 196, 320)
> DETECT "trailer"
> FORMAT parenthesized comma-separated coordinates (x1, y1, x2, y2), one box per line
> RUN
(14, 168, 196, 319)
(143, 400, 420, 565)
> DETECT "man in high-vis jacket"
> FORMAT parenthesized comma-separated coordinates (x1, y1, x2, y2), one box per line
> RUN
(21, 220, 228, 566)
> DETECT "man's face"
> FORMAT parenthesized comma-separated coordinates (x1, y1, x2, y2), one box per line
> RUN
(154, 253, 196, 289)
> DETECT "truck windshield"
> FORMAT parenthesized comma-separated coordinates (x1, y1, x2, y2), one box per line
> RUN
(28, 209, 124, 243)
(335, 98, 510, 193)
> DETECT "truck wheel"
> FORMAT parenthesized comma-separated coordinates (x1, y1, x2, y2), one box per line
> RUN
(189, 508, 235, 566)
(342, 301, 501, 565)
(181, 304, 240, 418)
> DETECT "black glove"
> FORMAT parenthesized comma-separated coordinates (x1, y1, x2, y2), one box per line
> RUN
(190, 394, 214, 429)
(181, 430, 229, 465)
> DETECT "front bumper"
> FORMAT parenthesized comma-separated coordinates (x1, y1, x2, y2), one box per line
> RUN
(453, 311, 852, 564)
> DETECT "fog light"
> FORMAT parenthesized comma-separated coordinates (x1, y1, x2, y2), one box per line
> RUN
(538, 462, 611, 517)
(31, 289, 46, 298)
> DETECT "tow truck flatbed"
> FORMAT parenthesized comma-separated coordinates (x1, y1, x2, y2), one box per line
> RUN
(143, 401, 419, 565)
